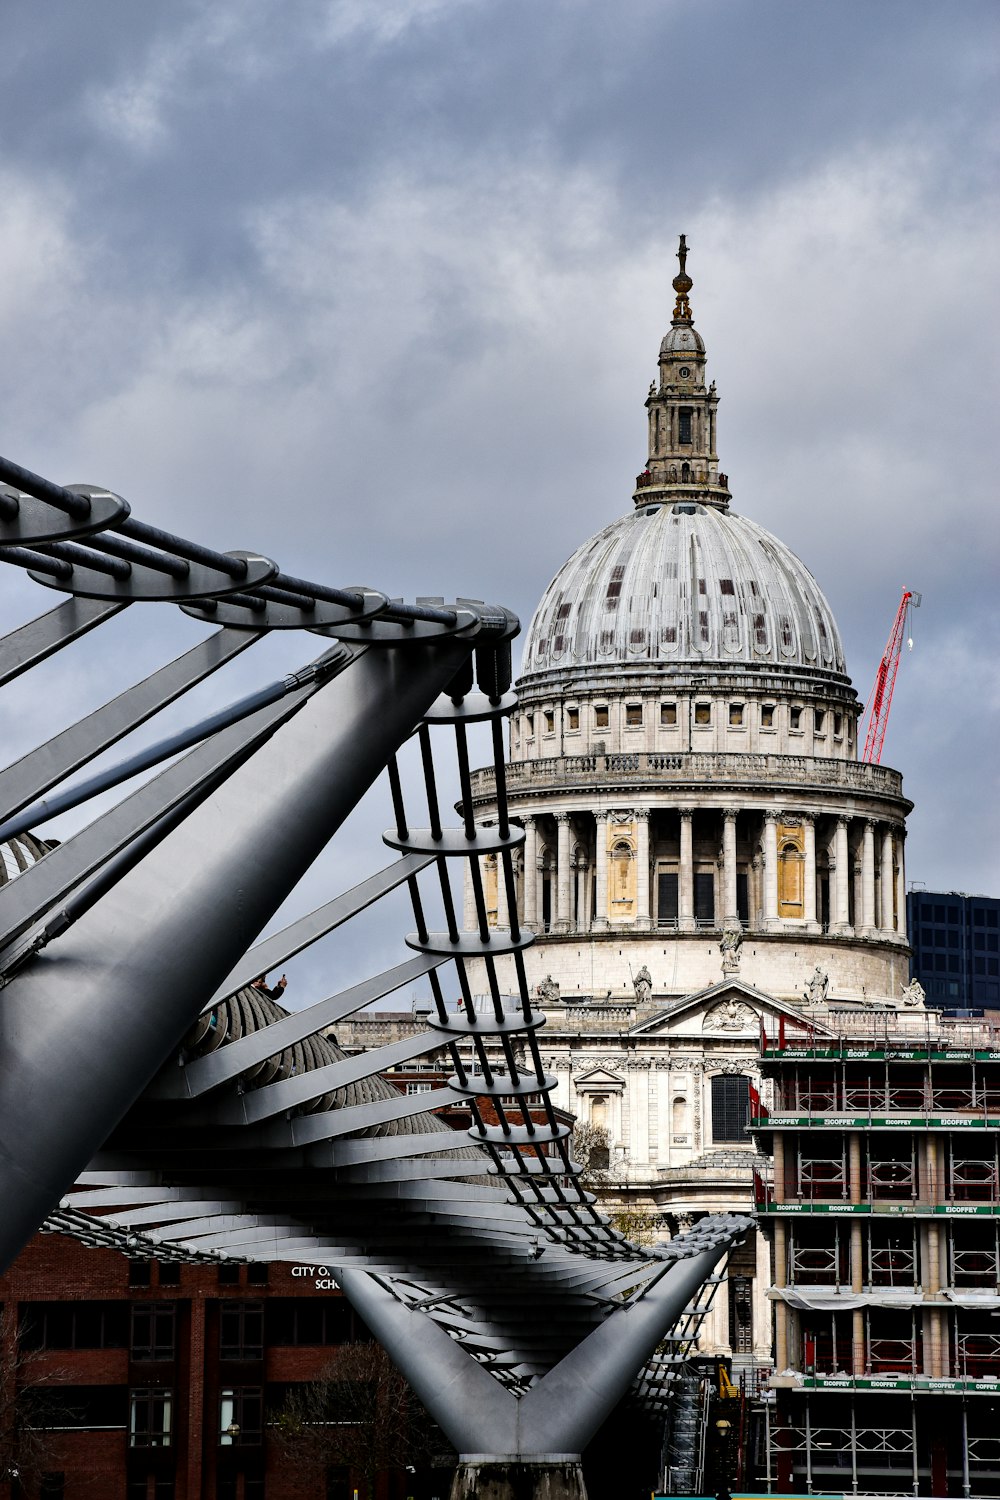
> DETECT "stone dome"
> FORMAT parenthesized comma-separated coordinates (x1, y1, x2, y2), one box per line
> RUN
(521, 500, 846, 683)
(660, 323, 705, 357)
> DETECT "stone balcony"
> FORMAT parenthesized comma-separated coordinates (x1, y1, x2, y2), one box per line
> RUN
(469, 750, 907, 806)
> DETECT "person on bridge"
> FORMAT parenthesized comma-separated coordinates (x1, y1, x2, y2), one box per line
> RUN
(251, 973, 288, 1000)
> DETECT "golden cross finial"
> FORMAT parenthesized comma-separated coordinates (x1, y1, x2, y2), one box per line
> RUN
(672, 233, 693, 321)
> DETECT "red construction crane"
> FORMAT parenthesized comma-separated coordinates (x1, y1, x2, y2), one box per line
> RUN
(859, 589, 921, 764)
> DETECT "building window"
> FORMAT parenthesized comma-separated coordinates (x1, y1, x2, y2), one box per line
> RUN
(157, 1261, 180, 1287)
(266, 1299, 353, 1347)
(20, 1302, 127, 1351)
(729, 703, 744, 726)
(131, 1302, 176, 1361)
(128, 1261, 152, 1288)
(728, 1275, 754, 1354)
(543, 710, 555, 734)
(594, 705, 609, 728)
(711, 1075, 750, 1143)
(789, 706, 803, 730)
(219, 1387, 263, 1446)
(694, 872, 715, 927)
(218, 1263, 241, 1286)
(814, 709, 826, 734)
(246, 1262, 269, 1286)
(833, 712, 843, 737)
(678, 409, 692, 444)
(220, 1301, 264, 1361)
(778, 838, 805, 916)
(525, 712, 534, 736)
(761, 704, 775, 727)
(327, 1468, 351, 1500)
(566, 707, 580, 731)
(694, 702, 711, 725)
(405, 1081, 433, 1094)
(129, 1387, 173, 1448)
(657, 871, 679, 926)
(625, 703, 643, 727)
(660, 702, 677, 726)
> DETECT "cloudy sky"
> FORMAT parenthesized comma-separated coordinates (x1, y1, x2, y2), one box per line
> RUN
(0, 0, 997, 1000)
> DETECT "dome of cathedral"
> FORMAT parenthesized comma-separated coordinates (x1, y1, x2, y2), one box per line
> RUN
(521, 500, 846, 682)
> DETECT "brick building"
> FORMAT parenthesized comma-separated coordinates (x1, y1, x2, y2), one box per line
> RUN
(0, 1231, 419, 1500)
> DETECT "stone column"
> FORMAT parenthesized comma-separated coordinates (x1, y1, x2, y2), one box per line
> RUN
(594, 812, 608, 930)
(861, 819, 876, 933)
(880, 826, 894, 933)
(636, 809, 650, 928)
(634, 1060, 651, 1165)
(895, 830, 907, 938)
(679, 811, 695, 932)
(803, 814, 817, 927)
(773, 1220, 789, 1372)
(522, 815, 537, 930)
(555, 813, 572, 932)
(833, 817, 851, 931)
(463, 856, 477, 933)
(763, 811, 779, 927)
(722, 808, 739, 925)
(495, 850, 509, 931)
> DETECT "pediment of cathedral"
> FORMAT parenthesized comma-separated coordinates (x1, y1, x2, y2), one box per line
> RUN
(573, 1066, 626, 1091)
(627, 979, 834, 1043)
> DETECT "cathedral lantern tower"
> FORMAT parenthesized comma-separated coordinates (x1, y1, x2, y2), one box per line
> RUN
(640, 236, 730, 509)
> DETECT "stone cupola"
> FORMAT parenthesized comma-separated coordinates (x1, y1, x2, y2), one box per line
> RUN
(638, 235, 730, 512)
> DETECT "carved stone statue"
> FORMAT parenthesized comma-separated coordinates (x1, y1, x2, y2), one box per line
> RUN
(537, 974, 560, 1006)
(720, 927, 743, 974)
(632, 965, 652, 1004)
(704, 999, 753, 1031)
(900, 978, 926, 1009)
(803, 966, 829, 1006)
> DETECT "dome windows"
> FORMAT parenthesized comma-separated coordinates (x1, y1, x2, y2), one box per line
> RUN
(594, 705, 610, 729)
(761, 704, 775, 728)
(661, 702, 678, 727)
(729, 703, 745, 727)
(566, 707, 580, 733)
(694, 702, 712, 726)
(625, 703, 643, 727)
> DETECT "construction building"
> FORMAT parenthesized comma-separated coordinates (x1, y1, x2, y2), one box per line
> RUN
(752, 1004, 1000, 1496)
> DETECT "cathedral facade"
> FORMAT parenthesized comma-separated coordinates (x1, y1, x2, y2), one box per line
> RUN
(463, 240, 914, 1368)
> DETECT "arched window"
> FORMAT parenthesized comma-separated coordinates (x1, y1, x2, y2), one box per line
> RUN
(611, 841, 633, 905)
(778, 839, 804, 915)
(711, 1075, 750, 1142)
(681, 462, 691, 482)
(672, 1096, 688, 1134)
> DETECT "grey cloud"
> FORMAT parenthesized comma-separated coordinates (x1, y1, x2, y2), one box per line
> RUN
(0, 0, 996, 1009)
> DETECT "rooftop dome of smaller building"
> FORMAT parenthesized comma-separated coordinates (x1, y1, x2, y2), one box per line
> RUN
(660, 323, 705, 356)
